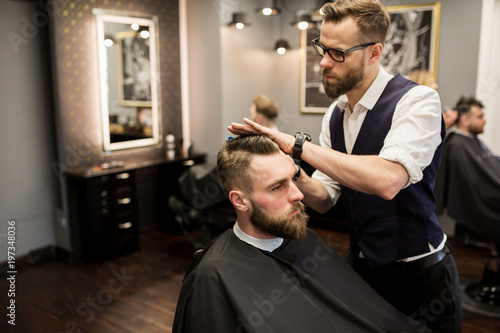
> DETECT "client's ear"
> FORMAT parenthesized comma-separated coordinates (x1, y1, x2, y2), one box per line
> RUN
(229, 189, 250, 212)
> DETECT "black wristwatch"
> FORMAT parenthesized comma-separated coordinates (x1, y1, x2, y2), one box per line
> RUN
(292, 132, 311, 161)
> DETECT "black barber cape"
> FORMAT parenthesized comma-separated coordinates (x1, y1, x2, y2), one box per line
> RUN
(172, 228, 431, 333)
(435, 132, 500, 244)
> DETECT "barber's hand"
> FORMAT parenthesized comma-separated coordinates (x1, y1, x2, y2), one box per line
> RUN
(228, 118, 296, 154)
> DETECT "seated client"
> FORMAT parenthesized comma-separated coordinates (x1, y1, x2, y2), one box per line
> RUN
(173, 135, 430, 333)
(435, 96, 500, 243)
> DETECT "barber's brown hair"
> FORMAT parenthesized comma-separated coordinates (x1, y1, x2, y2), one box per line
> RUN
(217, 135, 280, 196)
(321, 0, 391, 45)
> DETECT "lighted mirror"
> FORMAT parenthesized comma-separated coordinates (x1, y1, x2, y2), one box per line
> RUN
(94, 9, 160, 151)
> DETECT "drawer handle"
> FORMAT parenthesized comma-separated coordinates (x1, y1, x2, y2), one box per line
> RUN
(115, 173, 130, 180)
(118, 222, 133, 229)
(183, 159, 195, 166)
(117, 197, 131, 205)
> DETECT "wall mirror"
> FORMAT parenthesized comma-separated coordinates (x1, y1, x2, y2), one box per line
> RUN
(94, 9, 161, 151)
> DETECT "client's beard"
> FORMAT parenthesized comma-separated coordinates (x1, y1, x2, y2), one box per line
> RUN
(250, 201, 308, 240)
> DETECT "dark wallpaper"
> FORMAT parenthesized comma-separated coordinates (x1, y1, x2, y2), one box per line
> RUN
(50, 0, 183, 171)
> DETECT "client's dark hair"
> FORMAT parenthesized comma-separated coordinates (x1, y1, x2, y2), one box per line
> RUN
(454, 96, 484, 124)
(217, 135, 280, 196)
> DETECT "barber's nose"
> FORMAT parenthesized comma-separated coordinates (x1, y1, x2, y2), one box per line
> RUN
(320, 55, 334, 68)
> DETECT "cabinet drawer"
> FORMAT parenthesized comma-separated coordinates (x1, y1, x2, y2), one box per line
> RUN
(109, 218, 138, 253)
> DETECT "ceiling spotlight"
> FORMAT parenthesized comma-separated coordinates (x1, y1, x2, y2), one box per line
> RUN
(103, 35, 115, 47)
(291, 14, 316, 30)
(311, 0, 330, 21)
(274, 39, 290, 55)
(256, 0, 281, 16)
(228, 13, 251, 30)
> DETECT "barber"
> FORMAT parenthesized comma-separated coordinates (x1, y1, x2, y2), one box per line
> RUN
(229, 1, 462, 332)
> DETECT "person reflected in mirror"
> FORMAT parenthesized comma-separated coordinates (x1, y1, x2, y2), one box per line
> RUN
(249, 94, 279, 130)
(228, 1, 461, 332)
(172, 135, 431, 333)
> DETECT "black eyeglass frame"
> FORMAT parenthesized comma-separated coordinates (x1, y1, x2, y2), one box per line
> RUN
(311, 37, 376, 63)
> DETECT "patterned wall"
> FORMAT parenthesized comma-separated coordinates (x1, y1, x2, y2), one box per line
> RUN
(50, 0, 182, 170)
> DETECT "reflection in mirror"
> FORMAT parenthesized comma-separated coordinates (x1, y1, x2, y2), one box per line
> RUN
(94, 9, 160, 151)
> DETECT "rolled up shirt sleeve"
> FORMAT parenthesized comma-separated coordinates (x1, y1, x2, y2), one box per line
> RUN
(378, 85, 443, 187)
(312, 103, 341, 205)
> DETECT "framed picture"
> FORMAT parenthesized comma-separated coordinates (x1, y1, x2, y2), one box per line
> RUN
(299, 25, 333, 114)
(381, 2, 441, 78)
(117, 30, 152, 107)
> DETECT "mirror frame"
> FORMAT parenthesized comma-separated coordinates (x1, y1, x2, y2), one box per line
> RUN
(94, 9, 161, 151)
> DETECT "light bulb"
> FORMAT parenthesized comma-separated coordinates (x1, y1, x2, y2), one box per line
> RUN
(262, 8, 272, 15)
(298, 21, 309, 30)
(103, 38, 113, 47)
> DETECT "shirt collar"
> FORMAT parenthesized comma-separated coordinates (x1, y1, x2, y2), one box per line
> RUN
(454, 128, 476, 139)
(233, 222, 284, 252)
(336, 66, 393, 112)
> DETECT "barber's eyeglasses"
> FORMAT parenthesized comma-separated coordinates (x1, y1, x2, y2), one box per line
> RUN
(311, 37, 376, 63)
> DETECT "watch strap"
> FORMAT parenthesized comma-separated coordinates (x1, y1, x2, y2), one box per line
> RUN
(292, 132, 311, 161)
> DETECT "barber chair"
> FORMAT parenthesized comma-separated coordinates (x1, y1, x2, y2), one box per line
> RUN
(456, 226, 500, 318)
(169, 163, 236, 249)
(436, 215, 500, 317)
(436, 206, 500, 318)
(434, 133, 500, 317)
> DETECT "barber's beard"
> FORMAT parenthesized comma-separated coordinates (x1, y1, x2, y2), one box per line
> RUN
(322, 63, 365, 100)
(250, 200, 309, 240)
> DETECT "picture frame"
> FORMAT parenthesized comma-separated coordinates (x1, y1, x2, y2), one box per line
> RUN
(381, 2, 441, 79)
(299, 25, 333, 114)
(117, 30, 153, 107)
(298, 2, 441, 114)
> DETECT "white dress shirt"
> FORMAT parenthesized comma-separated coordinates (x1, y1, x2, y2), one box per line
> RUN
(312, 67, 443, 206)
(233, 222, 283, 252)
(311, 67, 446, 259)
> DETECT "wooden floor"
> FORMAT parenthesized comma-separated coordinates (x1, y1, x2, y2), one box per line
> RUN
(1, 225, 499, 333)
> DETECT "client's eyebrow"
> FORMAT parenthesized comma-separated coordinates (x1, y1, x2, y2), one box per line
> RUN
(266, 177, 288, 190)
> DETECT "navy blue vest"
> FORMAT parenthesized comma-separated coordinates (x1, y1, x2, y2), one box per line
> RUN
(330, 74, 445, 269)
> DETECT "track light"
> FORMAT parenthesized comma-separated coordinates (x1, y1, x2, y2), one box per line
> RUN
(228, 13, 251, 30)
(291, 13, 316, 30)
(256, 0, 281, 16)
(311, 0, 330, 21)
(274, 39, 289, 55)
(103, 35, 115, 47)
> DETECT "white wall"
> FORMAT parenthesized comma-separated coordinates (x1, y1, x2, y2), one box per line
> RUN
(185, 0, 225, 164)
(476, 0, 500, 155)
(0, 1, 57, 261)
(220, 0, 325, 145)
